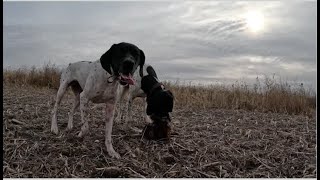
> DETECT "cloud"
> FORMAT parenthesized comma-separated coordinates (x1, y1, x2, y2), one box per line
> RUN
(3, 1, 317, 88)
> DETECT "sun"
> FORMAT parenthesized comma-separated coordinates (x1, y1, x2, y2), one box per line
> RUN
(245, 11, 265, 34)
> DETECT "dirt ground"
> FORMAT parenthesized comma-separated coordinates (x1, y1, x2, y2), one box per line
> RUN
(3, 85, 317, 178)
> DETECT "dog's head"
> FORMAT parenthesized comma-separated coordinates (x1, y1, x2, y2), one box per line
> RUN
(143, 121, 171, 141)
(100, 42, 145, 85)
(141, 75, 174, 117)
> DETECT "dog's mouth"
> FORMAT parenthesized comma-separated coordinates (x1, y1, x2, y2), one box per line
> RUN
(119, 73, 135, 85)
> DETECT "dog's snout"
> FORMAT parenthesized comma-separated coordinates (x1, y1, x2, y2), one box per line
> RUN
(123, 59, 134, 66)
(122, 60, 134, 73)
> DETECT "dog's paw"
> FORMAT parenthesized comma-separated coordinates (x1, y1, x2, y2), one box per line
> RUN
(144, 116, 152, 123)
(77, 131, 84, 137)
(67, 122, 73, 130)
(78, 123, 89, 137)
(50, 125, 59, 134)
(108, 150, 121, 159)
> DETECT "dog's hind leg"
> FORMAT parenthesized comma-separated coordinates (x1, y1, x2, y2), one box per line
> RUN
(78, 91, 90, 137)
(51, 80, 69, 134)
(67, 82, 82, 130)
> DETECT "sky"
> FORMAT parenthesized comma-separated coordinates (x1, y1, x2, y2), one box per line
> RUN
(3, 1, 317, 90)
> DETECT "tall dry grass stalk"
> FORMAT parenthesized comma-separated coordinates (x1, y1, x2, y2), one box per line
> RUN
(164, 77, 316, 117)
(4, 64, 61, 89)
(3, 64, 316, 117)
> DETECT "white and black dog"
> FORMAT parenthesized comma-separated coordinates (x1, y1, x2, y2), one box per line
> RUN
(51, 42, 145, 159)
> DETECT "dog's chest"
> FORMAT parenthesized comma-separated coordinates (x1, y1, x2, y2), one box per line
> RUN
(90, 83, 121, 103)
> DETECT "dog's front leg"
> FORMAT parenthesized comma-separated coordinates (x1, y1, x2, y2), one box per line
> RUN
(105, 101, 120, 159)
(116, 86, 128, 122)
(115, 99, 122, 122)
(78, 93, 90, 137)
(143, 98, 152, 123)
(124, 95, 133, 124)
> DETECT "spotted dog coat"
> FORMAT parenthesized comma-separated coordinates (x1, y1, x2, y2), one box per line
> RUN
(50, 42, 145, 159)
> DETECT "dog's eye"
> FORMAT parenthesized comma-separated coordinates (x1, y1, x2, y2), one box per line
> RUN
(131, 50, 138, 57)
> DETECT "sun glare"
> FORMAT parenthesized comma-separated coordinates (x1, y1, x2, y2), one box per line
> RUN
(245, 11, 265, 34)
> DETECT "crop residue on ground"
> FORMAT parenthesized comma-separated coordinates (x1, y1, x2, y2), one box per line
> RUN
(3, 85, 316, 178)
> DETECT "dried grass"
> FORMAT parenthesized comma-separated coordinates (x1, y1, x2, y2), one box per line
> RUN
(163, 76, 316, 117)
(3, 64, 316, 117)
(4, 64, 61, 89)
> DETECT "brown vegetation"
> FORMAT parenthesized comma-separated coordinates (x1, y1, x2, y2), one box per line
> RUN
(3, 64, 316, 117)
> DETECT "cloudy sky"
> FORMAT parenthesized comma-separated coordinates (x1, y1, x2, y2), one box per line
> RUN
(3, 1, 317, 89)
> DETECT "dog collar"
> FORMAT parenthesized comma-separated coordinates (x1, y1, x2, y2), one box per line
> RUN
(149, 82, 165, 96)
(107, 75, 118, 83)
(107, 75, 132, 87)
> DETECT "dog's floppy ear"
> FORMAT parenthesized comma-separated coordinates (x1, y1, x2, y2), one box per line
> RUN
(139, 49, 145, 77)
(100, 44, 116, 75)
(146, 65, 158, 78)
